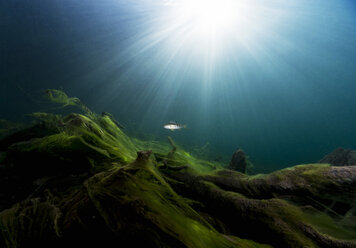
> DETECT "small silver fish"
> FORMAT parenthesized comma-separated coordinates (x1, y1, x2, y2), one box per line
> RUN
(163, 121, 187, 131)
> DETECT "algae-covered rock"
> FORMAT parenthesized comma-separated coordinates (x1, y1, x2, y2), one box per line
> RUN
(0, 151, 269, 248)
(228, 148, 248, 173)
(204, 164, 356, 206)
(162, 164, 356, 248)
(319, 147, 356, 166)
(73, 151, 243, 247)
(0, 111, 137, 212)
(0, 198, 61, 248)
(3, 113, 137, 172)
(0, 91, 355, 248)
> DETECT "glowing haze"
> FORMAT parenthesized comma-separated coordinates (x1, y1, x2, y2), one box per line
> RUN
(174, 0, 243, 35)
(101, 0, 356, 171)
(161, 0, 284, 52)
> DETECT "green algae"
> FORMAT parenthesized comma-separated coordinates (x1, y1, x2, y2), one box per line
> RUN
(6, 113, 137, 174)
(2, 116, 355, 247)
(44, 89, 80, 107)
(0, 90, 355, 248)
(301, 211, 356, 241)
(163, 162, 356, 247)
(0, 198, 61, 248)
(44, 89, 94, 118)
(133, 136, 221, 173)
(83, 152, 268, 248)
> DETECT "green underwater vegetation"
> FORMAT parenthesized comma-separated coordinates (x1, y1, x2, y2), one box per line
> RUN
(0, 90, 355, 248)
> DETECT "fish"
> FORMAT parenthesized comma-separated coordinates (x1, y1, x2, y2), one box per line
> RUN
(163, 121, 187, 131)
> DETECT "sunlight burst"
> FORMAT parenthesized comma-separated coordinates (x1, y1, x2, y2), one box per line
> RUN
(181, 0, 238, 33)
(170, 0, 256, 40)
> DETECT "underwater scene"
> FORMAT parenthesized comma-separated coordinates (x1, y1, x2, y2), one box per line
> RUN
(1, 0, 356, 247)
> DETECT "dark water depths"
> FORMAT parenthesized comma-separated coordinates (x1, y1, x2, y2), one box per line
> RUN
(1, 0, 356, 172)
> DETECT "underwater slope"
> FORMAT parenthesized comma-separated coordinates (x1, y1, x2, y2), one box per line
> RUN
(164, 165, 356, 247)
(0, 92, 355, 248)
(0, 113, 268, 248)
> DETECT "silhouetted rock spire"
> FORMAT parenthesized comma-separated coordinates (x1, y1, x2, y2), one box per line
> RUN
(228, 148, 247, 173)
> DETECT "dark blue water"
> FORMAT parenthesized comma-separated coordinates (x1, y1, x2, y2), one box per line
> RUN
(1, 0, 356, 172)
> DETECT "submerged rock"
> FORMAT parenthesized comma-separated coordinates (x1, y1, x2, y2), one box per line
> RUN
(0, 150, 266, 248)
(228, 148, 247, 173)
(0, 95, 355, 248)
(319, 147, 356, 166)
(164, 164, 356, 248)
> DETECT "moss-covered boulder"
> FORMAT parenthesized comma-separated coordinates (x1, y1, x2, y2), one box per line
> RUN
(319, 147, 356, 166)
(228, 148, 248, 173)
(0, 91, 355, 248)
(161, 164, 356, 248)
(0, 151, 269, 248)
(203, 164, 356, 216)
(2, 113, 137, 173)
(0, 112, 138, 212)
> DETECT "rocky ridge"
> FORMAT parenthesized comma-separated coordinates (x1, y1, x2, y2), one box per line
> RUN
(0, 90, 355, 248)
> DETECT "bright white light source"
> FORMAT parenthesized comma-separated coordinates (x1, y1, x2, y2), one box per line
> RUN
(158, 0, 284, 58)
(172, 0, 252, 38)
(183, 0, 236, 32)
